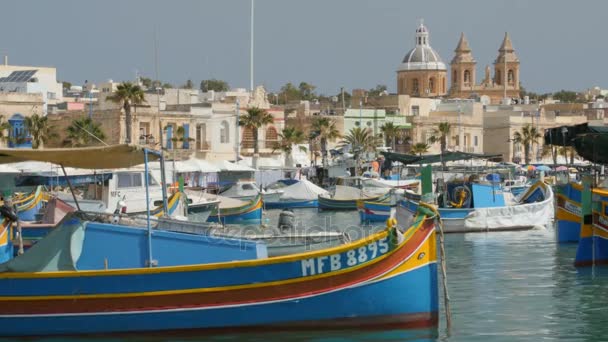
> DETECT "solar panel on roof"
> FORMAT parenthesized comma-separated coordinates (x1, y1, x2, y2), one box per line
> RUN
(2, 70, 37, 83)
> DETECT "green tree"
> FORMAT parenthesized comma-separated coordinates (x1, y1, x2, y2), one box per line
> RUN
(552, 90, 581, 103)
(340, 127, 381, 176)
(274, 127, 307, 167)
(162, 83, 173, 89)
(24, 114, 57, 149)
(182, 79, 194, 89)
(311, 117, 341, 167)
(410, 142, 430, 156)
(368, 84, 388, 97)
(107, 82, 146, 144)
(380, 122, 400, 151)
(0, 115, 11, 144)
(139, 77, 153, 88)
(428, 122, 451, 166)
(513, 124, 542, 164)
(61, 81, 72, 90)
(200, 79, 229, 92)
(279, 83, 301, 104)
(239, 107, 274, 168)
(64, 117, 106, 147)
(298, 82, 317, 101)
(170, 126, 195, 149)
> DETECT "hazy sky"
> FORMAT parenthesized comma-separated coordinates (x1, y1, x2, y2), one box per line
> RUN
(2, 0, 605, 94)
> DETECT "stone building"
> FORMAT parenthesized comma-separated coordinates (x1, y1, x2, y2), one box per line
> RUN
(397, 21, 448, 98)
(449, 32, 520, 103)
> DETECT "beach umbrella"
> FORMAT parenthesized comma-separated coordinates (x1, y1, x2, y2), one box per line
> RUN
(536, 165, 551, 172)
(555, 166, 568, 172)
(526, 165, 536, 171)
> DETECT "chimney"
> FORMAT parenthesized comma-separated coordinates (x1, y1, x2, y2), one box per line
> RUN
(3, 56, 7, 66)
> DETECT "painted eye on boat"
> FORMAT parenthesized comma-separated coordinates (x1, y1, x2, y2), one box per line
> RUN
(418, 252, 426, 260)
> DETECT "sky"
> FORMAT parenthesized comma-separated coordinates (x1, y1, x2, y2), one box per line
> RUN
(2, 0, 605, 95)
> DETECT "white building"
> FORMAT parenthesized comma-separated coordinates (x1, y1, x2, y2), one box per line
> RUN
(0, 63, 63, 114)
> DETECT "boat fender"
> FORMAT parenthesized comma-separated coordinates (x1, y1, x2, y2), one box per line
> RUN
(278, 208, 296, 230)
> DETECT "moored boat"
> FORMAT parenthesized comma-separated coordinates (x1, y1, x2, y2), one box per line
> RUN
(399, 180, 554, 233)
(0, 201, 440, 336)
(206, 193, 263, 224)
(8, 186, 46, 221)
(318, 185, 391, 211)
(265, 179, 328, 209)
(358, 200, 393, 223)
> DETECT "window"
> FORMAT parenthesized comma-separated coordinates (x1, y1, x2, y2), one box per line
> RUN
(242, 183, 255, 190)
(47, 92, 56, 100)
(266, 126, 278, 141)
(411, 105, 420, 116)
(443, 78, 446, 93)
(452, 70, 457, 86)
(412, 79, 419, 94)
(429, 77, 436, 93)
(474, 136, 478, 146)
(220, 120, 230, 143)
(496, 70, 501, 85)
(117, 173, 143, 188)
(242, 127, 255, 148)
(464, 70, 471, 86)
(147, 172, 159, 186)
(508, 69, 514, 84)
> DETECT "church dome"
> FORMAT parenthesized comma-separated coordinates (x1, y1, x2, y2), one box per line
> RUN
(398, 22, 447, 71)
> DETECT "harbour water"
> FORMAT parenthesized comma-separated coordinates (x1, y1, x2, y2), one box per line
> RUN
(194, 209, 608, 342)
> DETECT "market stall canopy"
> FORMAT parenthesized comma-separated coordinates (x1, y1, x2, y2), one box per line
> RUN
(544, 123, 608, 146)
(381, 151, 502, 165)
(572, 133, 608, 164)
(0, 145, 159, 169)
(214, 160, 255, 172)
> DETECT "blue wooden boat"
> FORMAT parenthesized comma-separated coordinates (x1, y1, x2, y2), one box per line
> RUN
(0, 203, 440, 336)
(358, 200, 392, 223)
(206, 193, 263, 224)
(555, 182, 608, 243)
(9, 186, 46, 221)
(399, 180, 553, 233)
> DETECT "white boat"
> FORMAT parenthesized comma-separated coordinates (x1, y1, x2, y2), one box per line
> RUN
(56, 169, 218, 219)
(397, 180, 554, 233)
(220, 180, 283, 203)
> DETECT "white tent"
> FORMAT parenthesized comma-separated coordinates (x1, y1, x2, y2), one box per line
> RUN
(214, 160, 255, 172)
(281, 179, 328, 201)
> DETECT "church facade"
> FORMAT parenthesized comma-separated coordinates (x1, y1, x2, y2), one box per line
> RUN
(397, 22, 520, 104)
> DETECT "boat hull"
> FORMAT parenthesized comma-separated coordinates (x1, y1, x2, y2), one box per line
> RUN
(319, 192, 389, 211)
(0, 207, 439, 336)
(265, 199, 318, 209)
(358, 201, 392, 223)
(207, 194, 263, 224)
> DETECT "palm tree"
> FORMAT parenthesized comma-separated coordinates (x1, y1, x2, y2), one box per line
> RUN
(239, 107, 274, 168)
(513, 124, 542, 164)
(410, 142, 430, 156)
(429, 122, 451, 154)
(24, 114, 57, 149)
(107, 82, 145, 144)
(274, 127, 307, 167)
(380, 122, 400, 151)
(64, 117, 106, 147)
(311, 117, 341, 167)
(0, 115, 12, 145)
(340, 127, 381, 176)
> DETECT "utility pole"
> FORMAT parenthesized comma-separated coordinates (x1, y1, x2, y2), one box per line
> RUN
(250, 0, 255, 92)
(341, 87, 346, 113)
(235, 99, 240, 162)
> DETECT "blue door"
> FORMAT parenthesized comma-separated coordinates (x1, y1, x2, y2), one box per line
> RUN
(8, 113, 32, 148)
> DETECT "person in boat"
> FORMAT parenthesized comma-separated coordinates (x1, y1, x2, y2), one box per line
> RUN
(0, 196, 23, 255)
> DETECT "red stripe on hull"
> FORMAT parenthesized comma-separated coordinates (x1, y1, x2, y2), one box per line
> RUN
(0, 221, 435, 315)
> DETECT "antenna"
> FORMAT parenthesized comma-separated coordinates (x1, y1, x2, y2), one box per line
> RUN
(250, 0, 255, 91)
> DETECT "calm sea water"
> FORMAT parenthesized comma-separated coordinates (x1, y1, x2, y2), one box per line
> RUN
(18, 209, 608, 342)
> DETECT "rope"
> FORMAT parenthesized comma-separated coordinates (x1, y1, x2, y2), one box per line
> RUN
(436, 215, 452, 333)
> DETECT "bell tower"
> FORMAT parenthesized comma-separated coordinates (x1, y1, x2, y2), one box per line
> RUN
(494, 32, 520, 91)
(450, 33, 476, 95)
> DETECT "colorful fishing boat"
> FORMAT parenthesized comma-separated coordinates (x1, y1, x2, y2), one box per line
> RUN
(9, 186, 46, 221)
(318, 186, 391, 211)
(399, 180, 554, 233)
(358, 200, 392, 223)
(17, 196, 75, 253)
(0, 200, 439, 336)
(207, 193, 263, 224)
(575, 196, 608, 267)
(149, 191, 188, 218)
(555, 182, 608, 243)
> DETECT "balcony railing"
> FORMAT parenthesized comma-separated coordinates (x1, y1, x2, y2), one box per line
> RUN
(241, 139, 279, 150)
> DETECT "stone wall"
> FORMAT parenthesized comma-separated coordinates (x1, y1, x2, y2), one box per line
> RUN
(45, 110, 121, 147)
